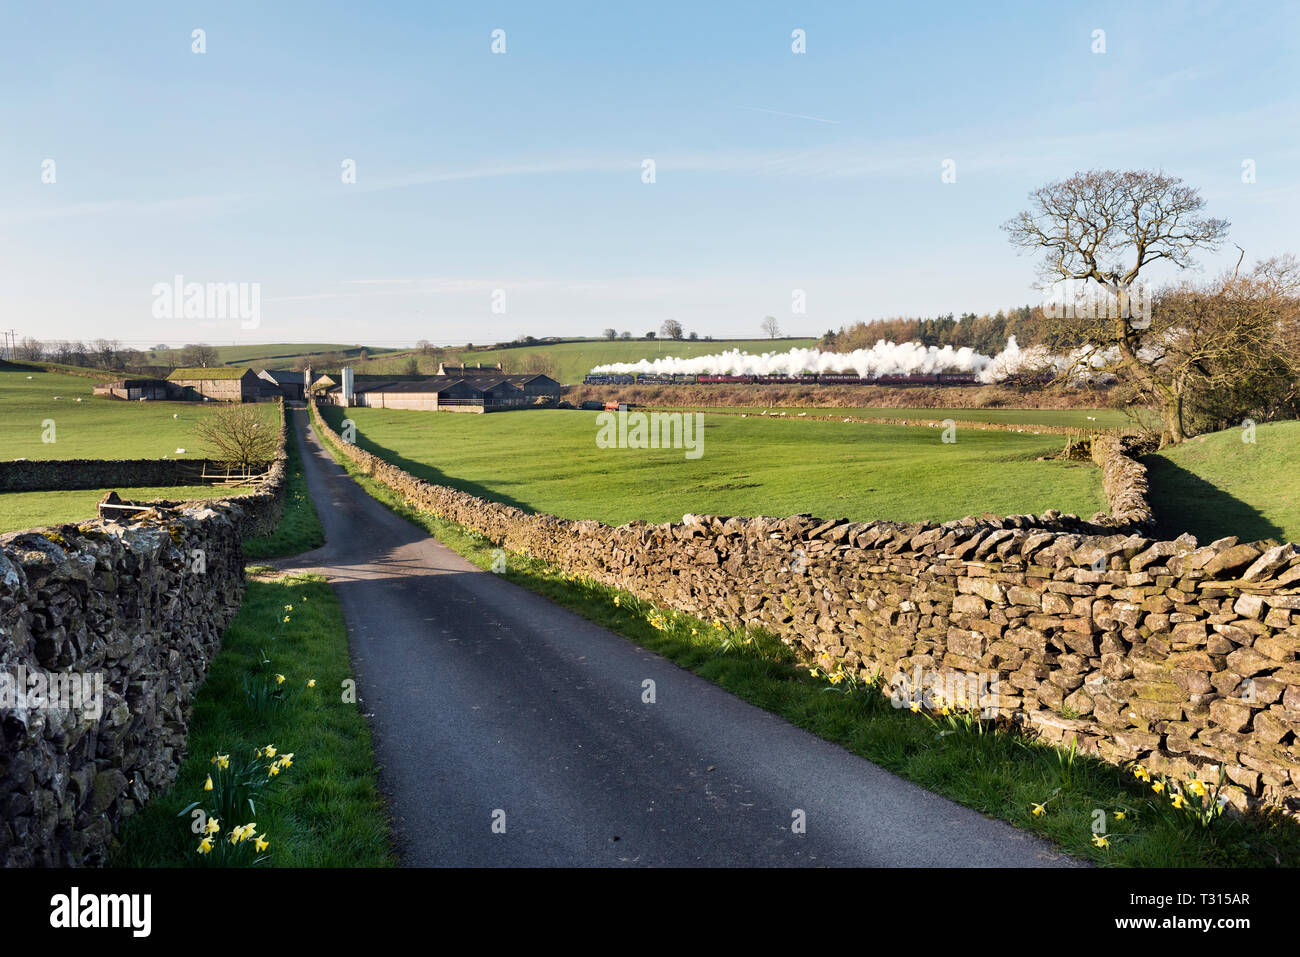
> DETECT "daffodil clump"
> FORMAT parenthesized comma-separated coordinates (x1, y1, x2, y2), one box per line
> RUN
(180, 746, 297, 865)
(1130, 763, 1229, 830)
(243, 654, 316, 714)
(194, 815, 272, 865)
(907, 689, 999, 740)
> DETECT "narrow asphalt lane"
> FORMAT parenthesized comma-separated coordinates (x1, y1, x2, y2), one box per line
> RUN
(272, 404, 1082, 867)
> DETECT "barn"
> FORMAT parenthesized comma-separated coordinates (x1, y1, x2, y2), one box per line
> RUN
(321, 370, 551, 412)
(166, 367, 261, 402)
(92, 378, 175, 401)
(257, 368, 308, 400)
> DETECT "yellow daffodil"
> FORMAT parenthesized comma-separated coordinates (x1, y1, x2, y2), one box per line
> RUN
(307, 679, 316, 688)
(613, 596, 620, 606)
(1187, 779, 1206, 798)
(809, 668, 820, 678)
(205, 816, 220, 835)
(909, 702, 921, 713)
(829, 672, 843, 685)
(267, 764, 280, 777)
(197, 837, 213, 855)
(275, 673, 285, 685)
(284, 605, 293, 612)
(203, 775, 213, 791)
(255, 835, 269, 853)
(283, 616, 291, 623)
(278, 754, 294, 769)
(1151, 781, 1165, 794)
(1031, 803, 1046, 817)
(212, 753, 230, 769)
(1132, 765, 1149, 781)
(264, 745, 277, 758)
(1092, 835, 1109, 848)
(1171, 794, 1186, 809)
(940, 707, 951, 716)
(1114, 811, 1126, 821)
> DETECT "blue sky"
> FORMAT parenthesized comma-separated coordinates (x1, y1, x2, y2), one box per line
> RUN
(1, 0, 1297, 348)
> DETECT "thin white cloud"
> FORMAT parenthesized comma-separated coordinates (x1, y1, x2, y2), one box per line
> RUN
(737, 106, 841, 124)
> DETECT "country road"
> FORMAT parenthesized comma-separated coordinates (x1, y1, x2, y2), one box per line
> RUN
(272, 404, 1081, 867)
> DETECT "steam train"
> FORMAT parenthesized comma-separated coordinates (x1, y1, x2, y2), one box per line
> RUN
(581, 371, 981, 387)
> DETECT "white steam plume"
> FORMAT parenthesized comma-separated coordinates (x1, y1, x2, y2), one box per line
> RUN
(591, 338, 1024, 382)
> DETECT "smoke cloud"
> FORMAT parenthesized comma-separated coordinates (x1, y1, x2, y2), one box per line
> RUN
(592, 338, 1025, 382)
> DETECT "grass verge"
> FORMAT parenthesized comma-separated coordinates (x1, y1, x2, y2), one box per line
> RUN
(112, 573, 393, 867)
(242, 406, 325, 561)
(312, 416, 1300, 867)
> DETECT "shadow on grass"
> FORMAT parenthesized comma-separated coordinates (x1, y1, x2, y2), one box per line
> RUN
(1142, 455, 1285, 544)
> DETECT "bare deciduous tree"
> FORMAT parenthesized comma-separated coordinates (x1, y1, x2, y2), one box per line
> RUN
(761, 315, 781, 339)
(1140, 252, 1300, 439)
(660, 319, 684, 340)
(180, 343, 219, 367)
(1004, 169, 1231, 444)
(193, 403, 280, 472)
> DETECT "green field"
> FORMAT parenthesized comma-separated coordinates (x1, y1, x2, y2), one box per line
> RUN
(672, 406, 1132, 430)
(321, 406, 1106, 525)
(1144, 421, 1300, 544)
(355, 337, 818, 383)
(0, 370, 277, 460)
(0, 485, 250, 534)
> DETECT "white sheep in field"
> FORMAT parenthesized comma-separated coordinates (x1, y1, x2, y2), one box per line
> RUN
(1086, 415, 1097, 421)
(75, 397, 82, 402)
(175, 448, 187, 454)
(173, 413, 179, 419)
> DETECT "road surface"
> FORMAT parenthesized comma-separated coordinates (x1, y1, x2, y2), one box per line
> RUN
(273, 404, 1081, 867)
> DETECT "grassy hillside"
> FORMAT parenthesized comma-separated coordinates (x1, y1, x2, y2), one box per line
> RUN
(143, 343, 401, 368)
(353, 337, 818, 383)
(0, 369, 278, 460)
(320, 406, 1105, 526)
(1143, 420, 1300, 544)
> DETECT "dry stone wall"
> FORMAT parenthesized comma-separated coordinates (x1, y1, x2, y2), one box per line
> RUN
(1, 457, 230, 493)
(312, 402, 1300, 816)
(0, 500, 251, 866)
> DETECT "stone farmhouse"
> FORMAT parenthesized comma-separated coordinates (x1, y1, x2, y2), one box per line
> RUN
(165, 367, 262, 402)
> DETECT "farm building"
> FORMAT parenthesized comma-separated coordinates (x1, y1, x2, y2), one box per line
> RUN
(92, 378, 175, 401)
(257, 368, 308, 400)
(321, 369, 559, 411)
(166, 367, 261, 402)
